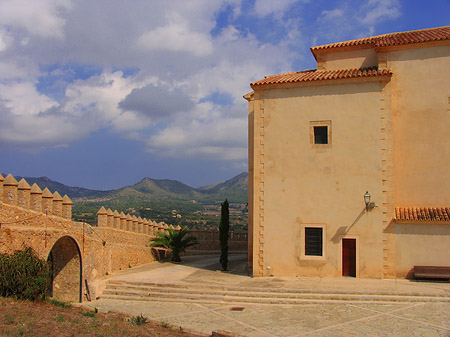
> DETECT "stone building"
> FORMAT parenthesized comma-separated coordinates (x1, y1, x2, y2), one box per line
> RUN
(245, 26, 450, 278)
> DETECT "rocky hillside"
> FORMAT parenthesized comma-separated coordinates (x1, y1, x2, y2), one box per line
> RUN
(13, 172, 248, 204)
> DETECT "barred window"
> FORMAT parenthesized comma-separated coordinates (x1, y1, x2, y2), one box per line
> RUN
(305, 227, 323, 256)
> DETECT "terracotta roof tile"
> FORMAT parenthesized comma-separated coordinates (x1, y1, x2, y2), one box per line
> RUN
(395, 207, 450, 222)
(251, 68, 392, 86)
(312, 26, 450, 52)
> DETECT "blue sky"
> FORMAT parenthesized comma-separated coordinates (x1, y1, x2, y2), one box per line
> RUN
(0, 0, 448, 190)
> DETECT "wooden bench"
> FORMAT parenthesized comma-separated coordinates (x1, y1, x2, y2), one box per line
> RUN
(414, 266, 450, 281)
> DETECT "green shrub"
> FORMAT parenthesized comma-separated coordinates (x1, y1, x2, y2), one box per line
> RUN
(0, 247, 51, 301)
(130, 314, 147, 325)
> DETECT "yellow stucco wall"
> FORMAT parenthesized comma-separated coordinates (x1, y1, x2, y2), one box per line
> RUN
(386, 221, 450, 277)
(389, 45, 450, 206)
(317, 47, 378, 71)
(250, 80, 387, 277)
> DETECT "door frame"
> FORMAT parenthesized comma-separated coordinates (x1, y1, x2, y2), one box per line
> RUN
(340, 236, 359, 277)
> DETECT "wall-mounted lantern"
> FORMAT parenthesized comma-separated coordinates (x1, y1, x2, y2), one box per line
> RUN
(364, 191, 375, 210)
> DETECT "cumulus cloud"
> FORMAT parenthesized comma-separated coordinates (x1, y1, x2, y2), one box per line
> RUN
(137, 15, 214, 57)
(119, 84, 196, 121)
(147, 108, 247, 161)
(0, 70, 150, 148)
(0, 82, 57, 115)
(0, 0, 71, 39)
(0, 0, 297, 162)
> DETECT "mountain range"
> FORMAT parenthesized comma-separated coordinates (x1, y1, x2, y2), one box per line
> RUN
(12, 172, 248, 204)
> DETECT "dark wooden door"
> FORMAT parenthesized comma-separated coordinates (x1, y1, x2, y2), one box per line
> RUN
(342, 239, 356, 277)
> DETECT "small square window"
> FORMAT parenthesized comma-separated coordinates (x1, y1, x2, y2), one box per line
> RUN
(310, 120, 331, 148)
(314, 126, 328, 144)
(305, 227, 323, 256)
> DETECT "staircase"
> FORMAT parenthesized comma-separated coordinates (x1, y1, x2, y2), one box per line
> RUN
(100, 280, 450, 304)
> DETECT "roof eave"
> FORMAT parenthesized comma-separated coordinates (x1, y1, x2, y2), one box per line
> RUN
(250, 73, 392, 90)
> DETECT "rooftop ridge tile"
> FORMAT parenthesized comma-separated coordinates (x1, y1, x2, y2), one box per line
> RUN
(251, 67, 392, 86)
(395, 207, 450, 222)
(311, 26, 450, 51)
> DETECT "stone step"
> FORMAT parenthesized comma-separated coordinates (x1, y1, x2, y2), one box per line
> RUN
(100, 281, 450, 304)
(101, 290, 450, 304)
(103, 284, 448, 302)
(107, 280, 445, 297)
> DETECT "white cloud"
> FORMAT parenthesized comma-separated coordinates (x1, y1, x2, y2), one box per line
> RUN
(148, 113, 247, 161)
(360, 0, 401, 29)
(254, 0, 298, 17)
(0, 0, 71, 39)
(137, 15, 213, 57)
(0, 0, 299, 162)
(0, 29, 9, 51)
(0, 70, 152, 148)
(0, 82, 57, 115)
(0, 113, 81, 146)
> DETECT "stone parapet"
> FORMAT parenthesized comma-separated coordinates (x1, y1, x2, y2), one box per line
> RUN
(0, 174, 3, 197)
(41, 188, 53, 214)
(3, 174, 19, 205)
(97, 207, 108, 227)
(30, 184, 43, 212)
(113, 211, 120, 229)
(0, 174, 72, 220)
(52, 192, 63, 217)
(119, 212, 126, 230)
(106, 208, 114, 227)
(62, 195, 72, 220)
(18, 179, 31, 209)
(96, 207, 171, 237)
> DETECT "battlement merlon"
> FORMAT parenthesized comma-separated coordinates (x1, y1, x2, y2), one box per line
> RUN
(96, 207, 173, 235)
(1, 174, 72, 220)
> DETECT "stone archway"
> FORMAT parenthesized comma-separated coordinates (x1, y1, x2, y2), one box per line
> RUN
(47, 236, 82, 302)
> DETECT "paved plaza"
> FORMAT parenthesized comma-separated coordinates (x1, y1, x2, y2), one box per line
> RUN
(83, 255, 450, 336)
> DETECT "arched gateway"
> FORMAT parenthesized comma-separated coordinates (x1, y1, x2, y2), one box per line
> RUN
(47, 236, 82, 302)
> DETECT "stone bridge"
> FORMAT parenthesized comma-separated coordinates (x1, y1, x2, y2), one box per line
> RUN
(0, 174, 174, 303)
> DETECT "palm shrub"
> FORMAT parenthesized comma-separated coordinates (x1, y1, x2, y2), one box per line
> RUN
(0, 247, 51, 301)
(150, 228, 198, 262)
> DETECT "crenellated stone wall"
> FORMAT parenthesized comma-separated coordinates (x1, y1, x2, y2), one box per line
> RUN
(1, 174, 73, 220)
(0, 173, 248, 301)
(0, 173, 173, 302)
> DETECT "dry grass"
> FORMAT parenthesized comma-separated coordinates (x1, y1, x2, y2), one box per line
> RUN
(0, 297, 205, 337)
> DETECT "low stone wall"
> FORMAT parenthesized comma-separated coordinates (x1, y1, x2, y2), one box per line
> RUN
(187, 229, 247, 254)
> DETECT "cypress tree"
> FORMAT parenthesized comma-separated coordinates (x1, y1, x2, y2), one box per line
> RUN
(219, 199, 230, 271)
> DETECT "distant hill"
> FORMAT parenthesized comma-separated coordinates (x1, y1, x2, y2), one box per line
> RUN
(10, 176, 109, 199)
(12, 172, 248, 204)
(198, 172, 248, 202)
